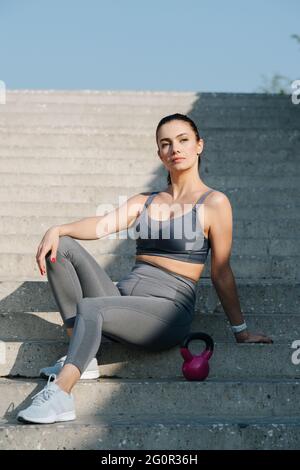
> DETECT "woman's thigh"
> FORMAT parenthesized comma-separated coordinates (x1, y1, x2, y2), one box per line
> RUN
(77, 295, 192, 352)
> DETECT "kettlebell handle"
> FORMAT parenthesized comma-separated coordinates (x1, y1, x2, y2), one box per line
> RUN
(181, 332, 214, 353)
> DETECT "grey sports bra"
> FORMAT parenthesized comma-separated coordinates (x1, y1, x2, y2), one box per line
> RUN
(132, 189, 214, 264)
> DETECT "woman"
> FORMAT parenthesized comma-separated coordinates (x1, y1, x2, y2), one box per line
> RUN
(17, 113, 273, 424)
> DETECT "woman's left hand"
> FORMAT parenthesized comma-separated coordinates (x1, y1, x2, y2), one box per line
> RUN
(234, 330, 274, 344)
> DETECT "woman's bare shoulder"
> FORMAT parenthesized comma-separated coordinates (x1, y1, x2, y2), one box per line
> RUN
(199, 188, 232, 236)
(128, 191, 159, 210)
(205, 188, 230, 207)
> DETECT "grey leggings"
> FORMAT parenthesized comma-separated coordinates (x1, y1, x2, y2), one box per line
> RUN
(45, 236, 197, 374)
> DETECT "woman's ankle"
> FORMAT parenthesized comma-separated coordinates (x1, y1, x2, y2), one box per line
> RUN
(66, 327, 74, 338)
(55, 363, 81, 393)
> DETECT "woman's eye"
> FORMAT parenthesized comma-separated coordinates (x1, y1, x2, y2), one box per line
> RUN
(162, 139, 187, 148)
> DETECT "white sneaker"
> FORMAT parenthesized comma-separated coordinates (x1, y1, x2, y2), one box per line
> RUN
(39, 356, 100, 380)
(17, 374, 76, 424)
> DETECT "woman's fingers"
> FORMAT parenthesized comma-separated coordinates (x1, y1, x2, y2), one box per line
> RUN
(262, 335, 274, 344)
(37, 250, 46, 275)
(246, 334, 274, 344)
(50, 246, 57, 263)
(36, 243, 49, 275)
(238, 331, 274, 344)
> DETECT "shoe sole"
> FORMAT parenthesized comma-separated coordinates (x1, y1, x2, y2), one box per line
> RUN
(17, 411, 76, 424)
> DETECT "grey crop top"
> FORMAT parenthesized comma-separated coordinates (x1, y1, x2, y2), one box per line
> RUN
(132, 189, 214, 264)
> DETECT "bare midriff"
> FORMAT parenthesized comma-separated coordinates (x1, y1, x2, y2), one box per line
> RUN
(135, 255, 206, 283)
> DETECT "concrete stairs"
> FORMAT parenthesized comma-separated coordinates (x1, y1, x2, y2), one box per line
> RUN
(0, 90, 299, 449)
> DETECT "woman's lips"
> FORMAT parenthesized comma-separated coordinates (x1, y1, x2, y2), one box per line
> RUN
(172, 157, 185, 163)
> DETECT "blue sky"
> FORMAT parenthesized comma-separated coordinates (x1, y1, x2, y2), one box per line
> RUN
(0, 0, 299, 92)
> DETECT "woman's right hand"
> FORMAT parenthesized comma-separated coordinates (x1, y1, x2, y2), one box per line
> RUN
(36, 226, 60, 276)
(234, 330, 274, 344)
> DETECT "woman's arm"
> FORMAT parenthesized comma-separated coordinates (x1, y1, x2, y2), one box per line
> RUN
(36, 192, 148, 275)
(207, 191, 273, 344)
(54, 192, 146, 240)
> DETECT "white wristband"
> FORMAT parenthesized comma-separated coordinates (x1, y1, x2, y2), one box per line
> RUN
(231, 322, 247, 333)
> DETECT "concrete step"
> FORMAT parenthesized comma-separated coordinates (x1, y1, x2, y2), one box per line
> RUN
(1, 108, 299, 128)
(0, 201, 298, 220)
(1, 279, 298, 315)
(0, 339, 299, 379)
(2, 215, 299, 239)
(0, 312, 297, 342)
(0, 146, 296, 164)
(2, 89, 197, 106)
(1, 172, 167, 188)
(1, 252, 300, 281)
(1, 94, 297, 111)
(1, 156, 300, 177)
(1, 377, 299, 420)
(0, 129, 299, 151)
(0, 185, 299, 205)
(1, 172, 300, 190)
(3, 90, 295, 107)
(1, 413, 300, 450)
(2, 235, 299, 257)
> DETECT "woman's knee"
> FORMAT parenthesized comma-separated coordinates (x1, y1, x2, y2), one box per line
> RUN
(76, 298, 103, 320)
(57, 235, 79, 253)
(45, 235, 78, 262)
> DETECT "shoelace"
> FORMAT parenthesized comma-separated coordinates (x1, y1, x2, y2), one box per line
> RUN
(31, 373, 57, 407)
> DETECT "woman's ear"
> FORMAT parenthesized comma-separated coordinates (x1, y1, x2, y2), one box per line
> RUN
(197, 138, 204, 156)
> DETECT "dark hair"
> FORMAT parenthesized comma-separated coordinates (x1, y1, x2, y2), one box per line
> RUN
(155, 113, 202, 186)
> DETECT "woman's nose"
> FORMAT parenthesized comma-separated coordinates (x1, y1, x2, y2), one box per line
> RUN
(172, 145, 180, 154)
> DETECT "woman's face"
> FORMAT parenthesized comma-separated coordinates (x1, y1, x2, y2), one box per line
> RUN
(156, 120, 203, 173)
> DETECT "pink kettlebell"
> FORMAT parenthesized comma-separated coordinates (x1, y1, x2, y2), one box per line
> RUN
(180, 332, 214, 381)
